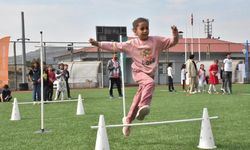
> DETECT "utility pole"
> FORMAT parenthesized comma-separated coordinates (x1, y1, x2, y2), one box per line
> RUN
(21, 11, 27, 83)
(202, 19, 214, 39)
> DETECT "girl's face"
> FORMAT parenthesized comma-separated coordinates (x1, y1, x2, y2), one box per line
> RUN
(34, 63, 38, 68)
(134, 21, 149, 41)
(60, 65, 64, 70)
(200, 65, 204, 69)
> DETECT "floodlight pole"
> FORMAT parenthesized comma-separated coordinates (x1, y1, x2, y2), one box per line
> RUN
(21, 11, 27, 83)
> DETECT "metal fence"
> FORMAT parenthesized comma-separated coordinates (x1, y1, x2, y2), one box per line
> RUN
(7, 41, 250, 91)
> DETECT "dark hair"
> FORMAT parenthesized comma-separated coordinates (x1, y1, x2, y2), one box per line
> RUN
(189, 54, 195, 59)
(58, 63, 64, 69)
(3, 84, 9, 89)
(31, 61, 40, 69)
(132, 17, 149, 30)
(181, 64, 186, 69)
(226, 53, 231, 56)
(168, 62, 172, 67)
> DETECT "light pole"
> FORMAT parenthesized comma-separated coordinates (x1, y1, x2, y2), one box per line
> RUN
(202, 19, 214, 39)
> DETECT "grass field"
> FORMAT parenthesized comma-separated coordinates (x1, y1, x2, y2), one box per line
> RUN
(0, 84, 250, 150)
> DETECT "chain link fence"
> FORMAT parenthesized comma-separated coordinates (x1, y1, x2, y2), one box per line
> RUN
(7, 41, 250, 91)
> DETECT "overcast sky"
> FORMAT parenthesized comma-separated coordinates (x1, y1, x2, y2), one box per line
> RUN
(1, 0, 250, 54)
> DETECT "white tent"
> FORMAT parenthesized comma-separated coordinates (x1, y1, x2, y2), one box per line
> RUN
(64, 61, 101, 88)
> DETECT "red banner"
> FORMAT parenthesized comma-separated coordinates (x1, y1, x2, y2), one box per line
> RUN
(0, 36, 10, 88)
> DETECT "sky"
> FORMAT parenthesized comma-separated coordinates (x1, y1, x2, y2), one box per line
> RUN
(1, 0, 250, 54)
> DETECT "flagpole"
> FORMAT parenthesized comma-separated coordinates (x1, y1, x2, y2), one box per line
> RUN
(185, 21, 187, 62)
(191, 24, 194, 54)
(191, 13, 194, 55)
(198, 19, 201, 61)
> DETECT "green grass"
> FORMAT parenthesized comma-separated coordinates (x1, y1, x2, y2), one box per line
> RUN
(0, 84, 250, 150)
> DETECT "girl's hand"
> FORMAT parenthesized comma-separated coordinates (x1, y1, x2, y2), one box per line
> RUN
(89, 38, 99, 47)
(171, 25, 179, 37)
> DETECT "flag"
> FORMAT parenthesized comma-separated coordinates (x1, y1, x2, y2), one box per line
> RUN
(0, 36, 10, 87)
(191, 13, 193, 26)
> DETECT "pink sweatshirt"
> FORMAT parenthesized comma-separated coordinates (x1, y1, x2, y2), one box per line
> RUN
(99, 36, 177, 76)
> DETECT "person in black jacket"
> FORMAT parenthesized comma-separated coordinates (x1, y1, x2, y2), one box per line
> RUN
(64, 64, 71, 99)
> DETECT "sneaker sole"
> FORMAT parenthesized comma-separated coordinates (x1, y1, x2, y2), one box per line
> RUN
(136, 106, 150, 121)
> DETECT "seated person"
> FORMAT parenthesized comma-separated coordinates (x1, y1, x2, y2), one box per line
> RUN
(0, 84, 12, 102)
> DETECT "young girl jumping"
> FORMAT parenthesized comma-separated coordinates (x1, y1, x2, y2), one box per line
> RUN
(89, 17, 179, 136)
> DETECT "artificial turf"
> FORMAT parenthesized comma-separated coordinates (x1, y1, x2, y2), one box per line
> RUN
(0, 84, 250, 150)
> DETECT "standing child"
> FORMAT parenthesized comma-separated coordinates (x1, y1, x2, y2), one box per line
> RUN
(208, 60, 219, 94)
(47, 65, 56, 101)
(220, 63, 226, 93)
(0, 84, 12, 102)
(54, 63, 66, 100)
(198, 64, 206, 92)
(28, 61, 41, 104)
(180, 64, 186, 92)
(42, 64, 49, 101)
(167, 62, 175, 92)
(89, 17, 179, 136)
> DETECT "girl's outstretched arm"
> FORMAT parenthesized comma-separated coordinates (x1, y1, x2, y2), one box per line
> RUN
(89, 38, 131, 53)
(157, 26, 179, 50)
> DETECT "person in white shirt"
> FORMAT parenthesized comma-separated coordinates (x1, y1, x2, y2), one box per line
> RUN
(167, 62, 175, 92)
(223, 53, 233, 94)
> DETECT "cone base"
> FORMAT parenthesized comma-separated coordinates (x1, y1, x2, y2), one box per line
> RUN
(10, 118, 21, 121)
(34, 129, 52, 134)
(197, 145, 217, 149)
(76, 112, 85, 115)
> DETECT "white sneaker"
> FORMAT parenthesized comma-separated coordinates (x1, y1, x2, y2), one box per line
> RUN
(122, 117, 130, 137)
(208, 91, 212, 94)
(136, 105, 150, 121)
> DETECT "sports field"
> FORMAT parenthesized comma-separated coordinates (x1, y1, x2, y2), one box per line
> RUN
(0, 84, 250, 150)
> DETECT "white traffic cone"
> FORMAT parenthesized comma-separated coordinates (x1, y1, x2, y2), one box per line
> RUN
(10, 98, 21, 121)
(76, 94, 85, 115)
(95, 115, 110, 150)
(198, 108, 216, 149)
